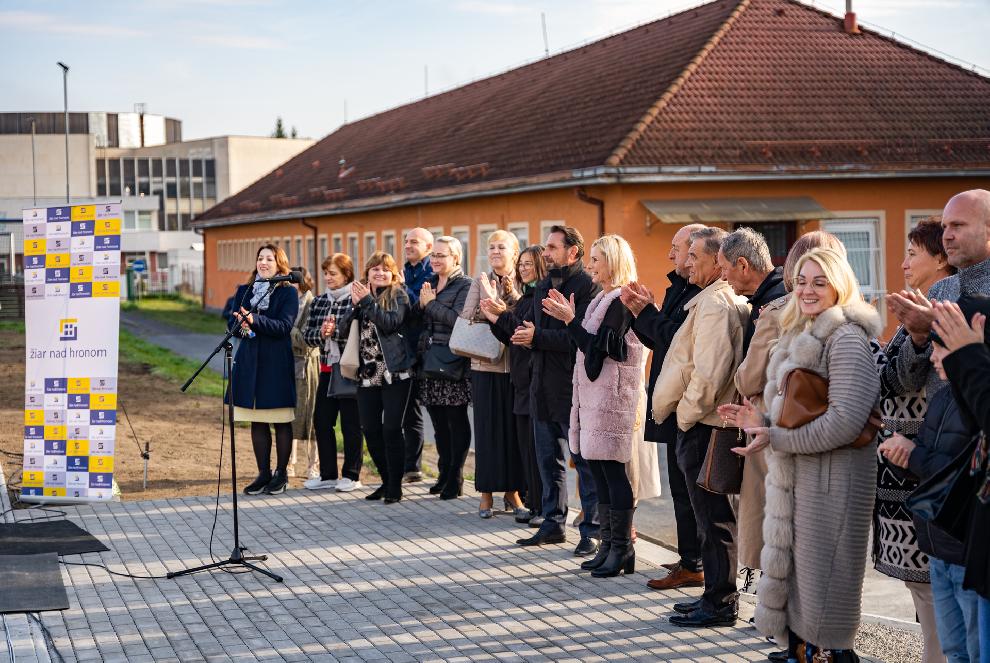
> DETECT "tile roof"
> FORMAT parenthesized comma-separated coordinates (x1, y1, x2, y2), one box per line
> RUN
(198, 0, 990, 225)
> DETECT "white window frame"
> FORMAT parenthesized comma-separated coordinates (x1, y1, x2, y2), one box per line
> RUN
(821, 211, 886, 317)
(347, 232, 360, 271)
(539, 220, 564, 243)
(475, 223, 498, 275)
(332, 233, 343, 256)
(905, 208, 942, 240)
(382, 230, 397, 259)
(451, 225, 471, 276)
(508, 222, 530, 250)
(283, 236, 292, 263)
(364, 232, 377, 263)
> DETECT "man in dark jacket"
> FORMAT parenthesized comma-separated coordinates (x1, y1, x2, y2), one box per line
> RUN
(506, 225, 601, 554)
(401, 228, 434, 483)
(620, 223, 703, 589)
(717, 227, 787, 354)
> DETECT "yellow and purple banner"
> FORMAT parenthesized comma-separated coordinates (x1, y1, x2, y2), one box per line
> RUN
(21, 202, 121, 503)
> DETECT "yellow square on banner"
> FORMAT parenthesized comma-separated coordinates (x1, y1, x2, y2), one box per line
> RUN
(45, 425, 67, 440)
(71, 205, 95, 221)
(25, 410, 44, 426)
(93, 281, 120, 298)
(22, 471, 44, 487)
(94, 218, 121, 235)
(24, 238, 46, 255)
(70, 265, 93, 283)
(46, 253, 70, 268)
(44, 488, 67, 497)
(67, 378, 90, 394)
(67, 439, 89, 455)
(92, 393, 117, 410)
(90, 456, 114, 472)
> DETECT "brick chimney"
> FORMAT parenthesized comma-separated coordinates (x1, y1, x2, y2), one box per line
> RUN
(844, 0, 860, 34)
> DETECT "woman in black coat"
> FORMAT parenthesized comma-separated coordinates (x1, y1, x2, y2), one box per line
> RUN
(338, 251, 414, 504)
(482, 245, 547, 523)
(228, 244, 298, 496)
(416, 236, 473, 499)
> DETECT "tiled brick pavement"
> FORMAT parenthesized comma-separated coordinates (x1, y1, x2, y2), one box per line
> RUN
(2, 484, 788, 662)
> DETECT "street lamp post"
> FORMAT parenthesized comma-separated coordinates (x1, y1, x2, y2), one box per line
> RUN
(57, 61, 69, 204)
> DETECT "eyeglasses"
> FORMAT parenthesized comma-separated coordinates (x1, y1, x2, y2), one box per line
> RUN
(430, 253, 452, 260)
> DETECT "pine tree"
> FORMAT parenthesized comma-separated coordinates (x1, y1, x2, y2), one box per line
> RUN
(272, 117, 287, 138)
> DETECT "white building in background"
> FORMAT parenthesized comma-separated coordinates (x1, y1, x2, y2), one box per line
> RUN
(0, 111, 314, 293)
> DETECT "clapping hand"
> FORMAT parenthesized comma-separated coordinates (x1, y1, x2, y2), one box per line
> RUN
(716, 398, 769, 456)
(478, 273, 500, 301)
(320, 315, 336, 339)
(619, 281, 654, 316)
(479, 297, 506, 323)
(541, 289, 576, 324)
(419, 282, 436, 307)
(932, 301, 986, 352)
(351, 280, 370, 305)
(510, 320, 535, 347)
(237, 306, 254, 327)
(887, 289, 935, 345)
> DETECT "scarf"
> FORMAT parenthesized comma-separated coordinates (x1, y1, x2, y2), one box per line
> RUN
(323, 282, 353, 366)
(249, 280, 273, 312)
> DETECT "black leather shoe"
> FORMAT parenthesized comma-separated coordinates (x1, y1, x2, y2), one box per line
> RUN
(429, 482, 445, 495)
(673, 598, 703, 614)
(384, 494, 402, 504)
(517, 527, 566, 546)
(767, 651, 788, 662)
(365, 487, 385, 501)
(262, 469, 287, 495)
(573, 536, 599, 557)
(669, 603, 738, 628)
(244, 471, 272, 495)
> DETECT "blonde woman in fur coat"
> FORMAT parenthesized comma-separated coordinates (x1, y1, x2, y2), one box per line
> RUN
(734, 247, 881, 662)
(542, 234, 644, 577)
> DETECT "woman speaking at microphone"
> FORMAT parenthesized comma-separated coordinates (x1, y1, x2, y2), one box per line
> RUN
(227, 244, 299, 496)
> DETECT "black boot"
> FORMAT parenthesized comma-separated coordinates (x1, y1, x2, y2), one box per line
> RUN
(581, 505, 612, 570)
(263, 468, 288, 495)
(591, 508, 635, 577)
(244, 471, 272, 495)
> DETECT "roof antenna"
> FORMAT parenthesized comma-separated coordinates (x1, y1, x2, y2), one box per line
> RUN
(541, 12, 550, 57)
(424, 65, 429, 97)
(343, 99, 348, 124)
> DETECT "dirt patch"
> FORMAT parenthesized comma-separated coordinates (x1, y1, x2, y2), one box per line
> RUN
(0, 329, 380, 505)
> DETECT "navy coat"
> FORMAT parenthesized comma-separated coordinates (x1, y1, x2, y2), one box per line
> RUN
(226, 283, 298, 410)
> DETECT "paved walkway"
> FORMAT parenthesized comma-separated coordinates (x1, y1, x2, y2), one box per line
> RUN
(1, 482, 801, 663)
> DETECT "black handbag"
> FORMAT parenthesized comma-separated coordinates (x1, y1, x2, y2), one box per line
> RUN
(907, 434, 981, 542)
(422, 342, 468, 381)
(696, 424, 745, 495)
(327, 364, 357, 399)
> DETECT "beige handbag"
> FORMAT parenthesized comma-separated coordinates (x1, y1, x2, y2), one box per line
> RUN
(339, 320, 361, 380)
(449, 315, 504, 362)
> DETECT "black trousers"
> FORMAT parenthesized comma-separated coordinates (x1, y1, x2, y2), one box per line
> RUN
(402, 381, 425, 473)
(666, 439, 704, 571)
(587, 459, 633, 510)
(356, 379, 412, 496)
(313, 371, 363, 481)
(426, 404, 472, 493)
(675, 423, 738, 610)
(515, 414, 543, 513)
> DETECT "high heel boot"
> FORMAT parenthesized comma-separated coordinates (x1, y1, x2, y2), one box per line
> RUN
(591, 508, 635, 578)
(580, 505, 611, 570)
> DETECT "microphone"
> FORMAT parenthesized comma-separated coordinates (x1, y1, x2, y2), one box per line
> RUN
(255, 270, 303, 284)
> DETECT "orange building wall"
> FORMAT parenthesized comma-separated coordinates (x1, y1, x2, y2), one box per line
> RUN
(202, 176, 989, 337)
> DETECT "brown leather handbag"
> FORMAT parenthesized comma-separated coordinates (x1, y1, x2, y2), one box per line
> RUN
(697, 423, 745, 495)
(777, 368, 882, 448)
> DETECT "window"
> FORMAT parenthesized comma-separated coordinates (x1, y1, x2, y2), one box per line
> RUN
(138, 211, 153, 231)
(475, 224, 498, 274)
(347, 233, 359, 269)
(96, 158, 107, 196)
(306, 237, 315, 275)
(179, 159, 190, 197)
(821, 218, 884, 304)
(539, 221, 561, 243)
(509, 222, 529, 250)
(108, 159, 121, 196)
(205, 160, 216, 198)
(157, 252, 169, 270)
(319, 236, 328, 265)
(332, 234, 343, 255)
(294, 238, 303, 268)
(137, 159, 150, 196)
(283, 237, 292, 263)
(382, 231, 396, 258)
(123, 159, 135, 196)
(452, 227, 470, 276)
(364, 233, 377, 261)
(166, 213, 178, 231)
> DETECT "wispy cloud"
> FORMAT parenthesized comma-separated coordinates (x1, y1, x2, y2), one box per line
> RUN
(0, 10, 146, 37)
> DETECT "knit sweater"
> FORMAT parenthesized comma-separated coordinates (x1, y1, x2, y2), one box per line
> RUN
(756, 300, 882, 650)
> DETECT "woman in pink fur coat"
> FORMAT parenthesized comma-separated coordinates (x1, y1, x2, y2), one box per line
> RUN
(542, 234, 644, 578)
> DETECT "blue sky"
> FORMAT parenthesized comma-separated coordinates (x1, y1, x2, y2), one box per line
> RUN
(3, 0, 988, 141)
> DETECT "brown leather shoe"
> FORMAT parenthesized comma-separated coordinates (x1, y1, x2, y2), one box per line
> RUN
(646, 563, 704, 590)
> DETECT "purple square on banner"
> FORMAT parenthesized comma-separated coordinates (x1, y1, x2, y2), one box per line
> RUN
(44, 378, 66, 394)
(89, 410, 117, 425)
(70, 282, 92, 298)
(94, 235, 120, 251)
(89, 473, 112, 488)
(71, 220, 94, 236)
(47, 207, 71, 222)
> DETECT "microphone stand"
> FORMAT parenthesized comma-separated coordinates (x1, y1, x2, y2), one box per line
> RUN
(168, 280, 284, 583)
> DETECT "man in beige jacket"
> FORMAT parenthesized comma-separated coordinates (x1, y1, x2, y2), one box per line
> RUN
(651, 227, 750, 628)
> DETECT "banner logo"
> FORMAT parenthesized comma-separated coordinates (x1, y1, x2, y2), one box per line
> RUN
(59, 318, 79, 341)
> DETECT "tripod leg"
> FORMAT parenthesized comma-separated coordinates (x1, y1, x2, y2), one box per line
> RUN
(239, 560, 283, 583)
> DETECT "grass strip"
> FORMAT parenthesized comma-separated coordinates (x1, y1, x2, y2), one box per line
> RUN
(119, 328, 225, 398)
(121, 295, 226, 335)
